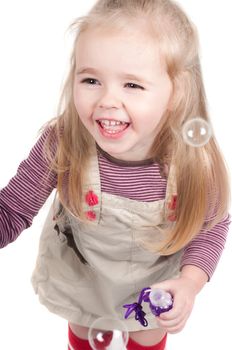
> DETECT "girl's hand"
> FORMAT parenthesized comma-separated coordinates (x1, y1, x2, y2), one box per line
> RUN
(150, 266, 208, 334)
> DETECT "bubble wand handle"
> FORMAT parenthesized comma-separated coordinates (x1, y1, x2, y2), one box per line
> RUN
(149, 288, 173, 317)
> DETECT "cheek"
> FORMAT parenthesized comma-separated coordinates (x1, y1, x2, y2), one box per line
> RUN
(132, 96, 167, 122)
(73, 88, 89, 116)
(131, 96, 170, 131)
(74, 84, 98, 115)
(148, 89, 172, 119)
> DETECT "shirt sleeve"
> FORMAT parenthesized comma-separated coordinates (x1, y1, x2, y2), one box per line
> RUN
(0, 129, 57, 248)
(180, 214, 231, 280)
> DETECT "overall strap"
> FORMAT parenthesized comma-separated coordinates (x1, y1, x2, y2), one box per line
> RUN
(82, 146, 102, 225)
(164, 162, 177, 222)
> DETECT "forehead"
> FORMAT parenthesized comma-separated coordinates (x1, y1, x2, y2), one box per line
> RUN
(75, 28, 166, 75)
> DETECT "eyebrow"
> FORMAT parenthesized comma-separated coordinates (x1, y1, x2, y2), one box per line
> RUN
(76, 67, 152, 85)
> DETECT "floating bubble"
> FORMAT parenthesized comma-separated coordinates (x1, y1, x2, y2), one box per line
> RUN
(88, 317, 129, 350)
(182, 117, 212, 147)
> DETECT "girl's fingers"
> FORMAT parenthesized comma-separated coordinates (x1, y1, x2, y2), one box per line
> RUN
(157, 314, 188, 333)
(164, 319, 187, 334)
(156, 302, 191, 331)
(158, 306, 181, 320)
(158, 298, 186, 320)
(157, 311, 187, 327)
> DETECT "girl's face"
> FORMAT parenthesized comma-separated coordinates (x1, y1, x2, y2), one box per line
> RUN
(74, 27, 172, 161)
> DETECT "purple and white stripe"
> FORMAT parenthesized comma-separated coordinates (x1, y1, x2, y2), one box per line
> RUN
(0, 131, 57, 247)
(181, 216, 230, 278)
(99, 152, 166, 202)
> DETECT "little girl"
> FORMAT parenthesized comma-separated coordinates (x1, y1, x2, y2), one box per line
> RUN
(0, 0, 231, 349)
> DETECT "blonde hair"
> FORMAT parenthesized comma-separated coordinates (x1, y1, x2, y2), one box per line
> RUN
(44, 0, 230, 255)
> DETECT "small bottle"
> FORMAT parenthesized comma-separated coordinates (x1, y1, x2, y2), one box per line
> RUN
(149, 289, 173, 316)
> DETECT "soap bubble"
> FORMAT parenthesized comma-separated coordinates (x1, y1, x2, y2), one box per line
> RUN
(88, 317, 129, 350)
(182, 117, 212, 147)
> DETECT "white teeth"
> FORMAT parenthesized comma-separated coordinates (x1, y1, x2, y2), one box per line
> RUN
(97, 119, 129, 134)
(104, 130, 118, 134)
(99, 119, 127, 126)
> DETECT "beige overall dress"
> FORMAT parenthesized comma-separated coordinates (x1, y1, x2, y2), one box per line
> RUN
(31, 149, 182, 331)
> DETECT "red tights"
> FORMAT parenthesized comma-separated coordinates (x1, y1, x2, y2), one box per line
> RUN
(127, 334, 167, 349)
(68, 326, 167, 350)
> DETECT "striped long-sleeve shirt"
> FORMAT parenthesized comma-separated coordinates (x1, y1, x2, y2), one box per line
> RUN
(0, 131, 230, 279)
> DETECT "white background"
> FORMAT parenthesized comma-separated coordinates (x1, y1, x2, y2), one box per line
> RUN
(0, 1, 231, 349)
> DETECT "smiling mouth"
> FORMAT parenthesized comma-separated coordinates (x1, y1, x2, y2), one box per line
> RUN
(97, 119, 130, 134)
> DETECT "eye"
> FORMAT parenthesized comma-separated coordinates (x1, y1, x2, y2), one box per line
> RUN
(81, 78, 100, 85)
(125, 82, 144, 90)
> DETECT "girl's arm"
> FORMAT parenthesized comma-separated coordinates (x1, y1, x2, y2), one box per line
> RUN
(0, 129, 57, 248)
(180, 265, 208, 293)
(180, 214, 231, 280)
(151, 214, 230, 333)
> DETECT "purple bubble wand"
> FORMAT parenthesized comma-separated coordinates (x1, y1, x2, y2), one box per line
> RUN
(123, 287, 173, 327)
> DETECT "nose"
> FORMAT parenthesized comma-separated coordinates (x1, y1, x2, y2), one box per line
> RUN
(97, 88, 122, 109)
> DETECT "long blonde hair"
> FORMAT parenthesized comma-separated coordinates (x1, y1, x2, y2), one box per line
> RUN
(44, 0, 230, 255)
